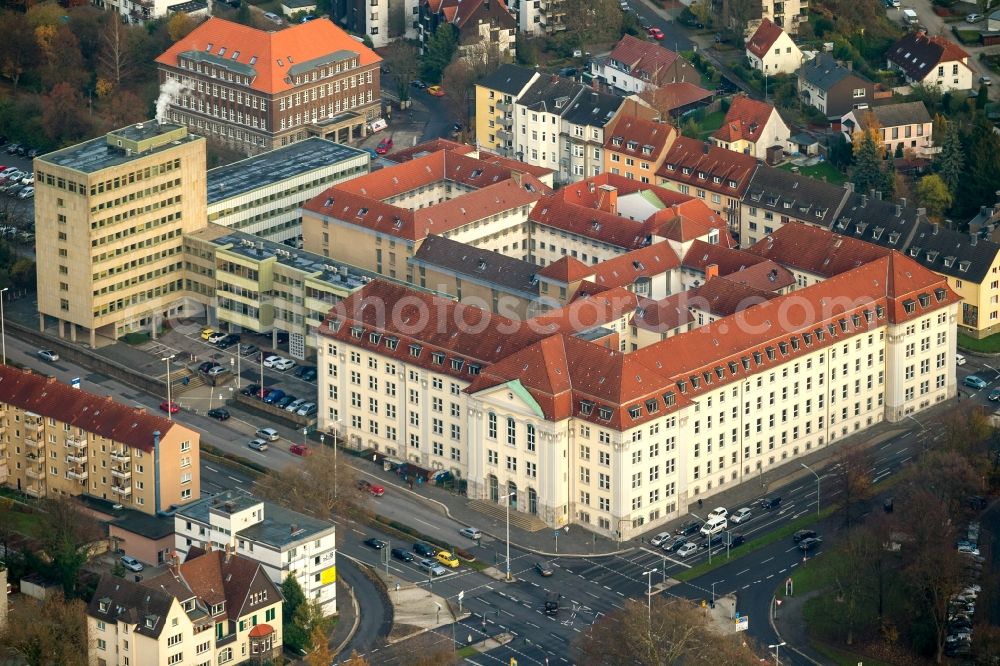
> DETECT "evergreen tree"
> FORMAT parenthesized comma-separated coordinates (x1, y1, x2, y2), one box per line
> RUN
(421, 24, 457, 83)
(955, 117, 1000, 218)
(977, 83, 990, 110)
(935, 121, 964, 195)
(851, 130, 890, 196)
(282, 575, 309, 652)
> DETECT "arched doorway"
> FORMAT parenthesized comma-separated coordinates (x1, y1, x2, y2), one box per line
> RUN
(527, 487, 538, 515)
(488, 475, 499, 502)
(508, 481, 518, 511)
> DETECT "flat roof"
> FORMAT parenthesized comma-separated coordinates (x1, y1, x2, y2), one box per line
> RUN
(207, 137, 366, 205)
(177, 491, 335, 548)
(39, 123, 201, 174)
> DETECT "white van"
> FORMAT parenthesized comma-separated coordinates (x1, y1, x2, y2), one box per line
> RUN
(902, 8, 918, 25)
(700, 515, 728, 537)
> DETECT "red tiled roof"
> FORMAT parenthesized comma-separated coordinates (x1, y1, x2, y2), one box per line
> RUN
(604, 116, 677, 158)
(658, 135, 760, 197)
(587, 241, 682, 290)
(527, 287, 638, 335)
(632, 292, 694, 333)
(686, 275, 779, 317)
(386, 138, 472, 162)
(746, 222, 891, 278)
(651, 202, 734, 246)
(475, 151, 556, 179)
(713, 95, 777, 144)
(746, 18, 785, 59)
(722, 259, 795, 291)
(156, 17, 380, 95)
(0, 366, 187, 453)
(303, 149, 550, 241)
(681, 239, 769, 274)
(608, 35, 681, 87)
(649, 81, 713, 113)
(537, 256, 594, 282)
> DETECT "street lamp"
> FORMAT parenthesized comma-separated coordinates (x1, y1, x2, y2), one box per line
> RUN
(768, 641, 786, 666)
(161, 354, 176, 420)
(801, 462, 821, 517)
(230, 353, 241, 391)
(500, 491, 514, 581)
(0, 286, 8, 365)
(642, 569, 656, 631)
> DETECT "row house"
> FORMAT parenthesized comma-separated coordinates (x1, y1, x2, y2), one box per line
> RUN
(739, 166, 849, 246)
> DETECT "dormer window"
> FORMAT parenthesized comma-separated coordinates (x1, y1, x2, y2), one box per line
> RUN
(918, 294, 930, 307)
(697, 171, 706, 180)
(815, 328, 824, 341)
(629, 405, 642, 419)
(666, 163, 676, 171)
(598, 407, 613, 421)
(728, 361, 738, 374)
(741, 357, 751, 370)
(350, 326, 363, 338)
(581, 401, 594, 415)
(646, 399, 659, 413)
(803, 332, 813, 345)
(450, 358, 465, 371)
(409, 344, 422, 357)
(828, 323, 837, 337)
(690, 376, 701, 389)
(959, 260, 971, 272)
(863, 310, 873, 323)
(765, 347, 776, 360)
(682, 167, 691, 175)
(612, 136, 623, 146)
(663, 391, 676, 406)
(468, 364, 481, 375)
(432, 352, 445, 365)
(943, 256, 955, 268)
(876, 305, 885, 318)
(386, 337, 399, 351)
(677, 380, 688, 393)
(752, 351, 762, 365)
(627, 140, 638, 150)
(934, 288, 946, 302)
(369, 332, 382, 344)
(715, 366, 725, 379)
(839, 319, 849, 333)
(903, 299, 915, 314)
(790, 337, 800, 351)
(778, 342, 789, 355)
(851, 314, 861, 327)
(99, 598, 110, 613)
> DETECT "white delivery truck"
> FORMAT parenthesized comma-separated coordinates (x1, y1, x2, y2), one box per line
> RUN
(902, 8, 918, 25)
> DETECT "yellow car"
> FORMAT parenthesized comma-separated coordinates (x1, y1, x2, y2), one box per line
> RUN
(427, 85, 445, 97)
(200, 327, 216, 340)
(436, 550, 460, 568)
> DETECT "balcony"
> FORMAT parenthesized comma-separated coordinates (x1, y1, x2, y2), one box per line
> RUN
(112, 484, 132, 498)
(111, 467, 132, 481)
(25, 465, 45, 480)
(65, 436, 87, 450)
(67, 468, 89, 482)
(25, 484, 46, 499)
(497, 101, 512, 113)
(24, 435, 44, 450)
(66, 452, 88, 465)
(0, 463, 7, 485)
(497, 129, 513, 142)
(110, 450, 130, 463)
(499, 114, 513, 128)
(24, 419, 43, 433)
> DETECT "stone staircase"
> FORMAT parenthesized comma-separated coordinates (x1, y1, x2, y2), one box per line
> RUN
(164, 368, 205, 396)
(467, 499, 548, 532)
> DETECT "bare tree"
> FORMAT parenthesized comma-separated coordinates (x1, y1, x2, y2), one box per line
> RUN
(441, 58, 477, 126)
(381, 41, 420, 102)
(0, 12, 36, 89)
(832, 444, 874, 528)
(574, 597, 761, 665)
(561, 0, 623, 43)
(255, 445, 364, 520)
(0, 592, 90, 666)
(98, 16, 133, 88)
(36, 495, 104, 598)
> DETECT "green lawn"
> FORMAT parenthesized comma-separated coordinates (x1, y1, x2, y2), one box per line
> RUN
(959, 331, 1000, 353)
(812, 641, 897, 666)
(696, 111, 726, 140)
(4, 509, 42, 538)
(778, 160, 847, 185)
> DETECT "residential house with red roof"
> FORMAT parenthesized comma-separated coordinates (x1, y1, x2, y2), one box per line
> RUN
(711, 95, 791, 160)
(156, 17, 382, 155)
(417, 0, 517, 63)
(317, 245, 959, 539)
(602, 116, 677, 182)
(88, 548, 282, 666)
(594, 35, 700, 95)
(0, 366, 200, 515)
(655, 136, 760, 239)
(745, 18, 803, 75)
(887, 32, 972, 93)
(301, 146, 550, 280)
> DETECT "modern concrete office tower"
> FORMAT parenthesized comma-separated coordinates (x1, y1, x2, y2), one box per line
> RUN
(34, 122, 207, 348)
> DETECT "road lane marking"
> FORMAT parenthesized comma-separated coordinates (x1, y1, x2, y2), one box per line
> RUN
(760, 557, 774, 564)
(205, 465, 219, 473)
(737, 568, 750, 576)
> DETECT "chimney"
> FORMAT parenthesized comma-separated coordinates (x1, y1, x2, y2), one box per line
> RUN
(290, 523, 299, 534)
(597, 184, 618, 215)
(899, 197, 906, 209)
(917, 207, 926, 216)
(706, 264, 719, 281)
(875, 190, 883, 200)
(846, 60, 853, 71)
(703, 141, 711, 154)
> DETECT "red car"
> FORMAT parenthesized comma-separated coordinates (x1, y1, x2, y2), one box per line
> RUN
(648, 27, 664, 39)
(375, 137, 393, 154)
(159, 401, 180, 414)
(290, 443, 311, 456)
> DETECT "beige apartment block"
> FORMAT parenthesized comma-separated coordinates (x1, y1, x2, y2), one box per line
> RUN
(0, 366, 199, 513)
(34, 122, 207, 348)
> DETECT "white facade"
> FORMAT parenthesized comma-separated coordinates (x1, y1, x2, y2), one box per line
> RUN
(913, 59, 974, 93)
(367, 0, 421, 46)
(174, 496, 338, 615)
(747, 30, 803, 75)
(89, 596, 191, 666)
(712, 108, 792, 160)
(514, 104, 564, 175)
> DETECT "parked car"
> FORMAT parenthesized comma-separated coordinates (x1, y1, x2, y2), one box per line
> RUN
(793, 529, 818, 543)
(248, 438, 269, 452)
(37, 349, 59, 362)
(263, 389, 286, 404)
(216, 333, 240, 348)
(364, 537, 387, 550)
(239, 343, 259, 356)
(647, 26, 664, 39)
(159, 401, 180, 414)
(459, 527, 482, 540)
(650, 531, 672, 547)
(667, 536, 689, 553)
(376, 137, 394, 154)
(206, 408, 230, 420)
(534, 561, 554, 576)
(391, 547, 414, 562)
(200, 327, 217, 340)
(967, 12, 983, 22)
(17, 186, 33, 199)
(256, 427, 280, 441)
(676, 542, 699, 558)
(273, 358, 295, 371)
(240, 383, 261, 396)
(411, 79, 428, 89)
(275, 395, 296, 409)
(729, 533, 746, 547)
(427, 85, 445, 96)
(956, 353, 966, 365)
(701, 532, 727, 549)
(296, 402, 317, 416)
(964, 375, 987, 390)
(262, 354, 283, 368)
(206, 331, 226, 344)
(730, 507, 752, 524)
(285, 398, 308, 412)
(289, 443, 311, 456)
(206, 365, 226, 377)
(759, 496, 782, 510)
(413, 542, 436, 557)
(707, 507, 728, 520)
(198, 361, 215, 373)
(418, 558, 447, 576)
(436, 551, 460, 568)
(798, 537, 823, 552)
(293, 365, 317, 380)
(674, 520, 701, 536)
(120, 555, 144, 572)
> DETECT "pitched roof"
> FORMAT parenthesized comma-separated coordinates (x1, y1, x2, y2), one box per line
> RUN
(303, 149, 550, 241)
(474, 151, 555, 179)
(906, 222, 1000, 283)
(712, 95, 779, 144)
(746, 18, 786, 59)
(0, 366, 188, 452)
(411, 235, 541, 295)
(587, 241, 682, 290)
(681, 239, 771, 274)
(561, 88, 624, 128)
(527, 287, 639, 335)
(743, 165, 848, 226)
(747, 222, 891, 277)
(652, 202, 734, 245)
(604, 117, 677, 158)
(537, 256, 594, 282)
(721, 258, 795, 291)
(88, 576, 177, 639)
(658, 135, 760, 197)
(798, 52, 872, 90)
(849, 101, 931, 129)
(607, 35, 683, 86)
(651, 81, 713, 113)
(830, 191, 922, 250)
(686, 275, 779, 317)
(888, 32, 969, 82)
(632, 292, 694, 333)
(477, 63, 537, 95)
(385, 138, 472, 162)
(155, 17, 380, 95)
(518, 75, 584, 114)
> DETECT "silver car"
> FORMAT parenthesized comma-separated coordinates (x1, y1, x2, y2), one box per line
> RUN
(248, 438, 269, 452)
(418, 558, 447, 576)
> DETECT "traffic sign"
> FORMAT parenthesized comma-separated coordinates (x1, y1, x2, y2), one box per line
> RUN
(735, 616, 749, 632)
